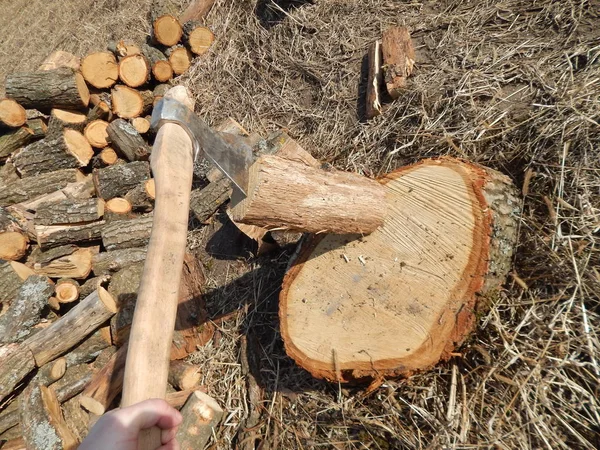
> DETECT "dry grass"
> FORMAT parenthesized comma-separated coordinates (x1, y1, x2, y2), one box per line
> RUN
(1, 0, 599, 448)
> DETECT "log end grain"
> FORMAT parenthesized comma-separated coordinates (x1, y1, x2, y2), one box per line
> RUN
(119, 55, 150, 88)
(81, 52, 119, 89)
(154, 15, 184, 47)
(0, 99, 26, 128)
(84, 120, 110, 148)
(0, 231, 29, 260)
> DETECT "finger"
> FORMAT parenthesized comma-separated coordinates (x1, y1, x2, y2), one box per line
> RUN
(115, 399, 183, 431)
(158, 439, 180, 450)
(161, 426, 179, 444)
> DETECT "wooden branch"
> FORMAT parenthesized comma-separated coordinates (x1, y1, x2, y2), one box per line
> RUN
(0, 275, 53, 344)
(365, 40, 383, 119)
(23, 288, 117, 366)
(64, 329, 111, 367)
(91, 247, 147, 276)
(0, 344, 36, 403)
(104, 198, 133, 221)
(0, 99, 26, 128)
(35, 198, 104, 226)
(36, 221, 105, 250)
(33, 357, 67, 386)
(175, 391, 223, 450)
(101, 215, 152, 251)
(80, 52, 119, 89)
(0, 231, 28, 261)
(106, 119, 150, 161)
(381, 26, 415, 99)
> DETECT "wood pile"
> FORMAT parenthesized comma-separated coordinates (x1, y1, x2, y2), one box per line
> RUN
(0, 1, 225, 447)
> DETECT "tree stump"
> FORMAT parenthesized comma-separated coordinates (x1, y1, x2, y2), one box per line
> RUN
(280, 158, 520, 381)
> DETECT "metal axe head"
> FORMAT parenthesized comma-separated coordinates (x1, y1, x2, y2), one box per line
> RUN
(151, 96, 254, 196)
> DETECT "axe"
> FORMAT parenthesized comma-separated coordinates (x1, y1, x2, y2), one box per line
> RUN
(121, 86, 253, 449)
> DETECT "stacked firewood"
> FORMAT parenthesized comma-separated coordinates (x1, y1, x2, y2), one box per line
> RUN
(0, 3, 229, 449)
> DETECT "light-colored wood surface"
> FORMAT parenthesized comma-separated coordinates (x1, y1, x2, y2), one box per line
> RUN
(381, 26, 415, 99)
(0, 231, 28, 260)
(84, 120, 110, 148)
(0, 99, 26, 128)
(121, 86, 195, 450)
(111, 85, 145, 119)
(118, 54, 150, 88)
(80, 52, 119, 89)
(280, 158, 519, 381)
(176, 391, 224, 450)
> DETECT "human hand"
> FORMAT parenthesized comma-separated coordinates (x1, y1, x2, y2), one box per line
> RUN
(79, 398, 183, 450)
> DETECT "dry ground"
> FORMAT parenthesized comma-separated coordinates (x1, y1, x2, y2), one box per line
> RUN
(1, 0, 599, 449)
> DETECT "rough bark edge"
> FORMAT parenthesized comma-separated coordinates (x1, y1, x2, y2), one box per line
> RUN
(278, 157, 520, 382)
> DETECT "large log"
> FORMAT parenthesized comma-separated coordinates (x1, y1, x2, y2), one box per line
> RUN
(35, 198, 104, 226)
(5, 68, 90, 111)
(12, 129, 93, 177)
(124, 179, 155, 212)
(101, 215, 153, 250)
(0, 261, 33, 306)
(0, 231, 28, 261)
(0, 127, 34, 160)
(106, 119, 150, 161)
(0, 344, 36, 403)
(280, 157, 520, 381)
(175, 391, 223, 450)
(230, 155, 387, 234)
(36, 221, 105, 250)
(16, 176, 94, 212)
(381, 26, 415, 99)
(91, 247, 147, 276)
(23, 288, 117, 366)
(80, 52, 119, 89)
(94, 160, 150, 200)
(0, 275, 53, 344)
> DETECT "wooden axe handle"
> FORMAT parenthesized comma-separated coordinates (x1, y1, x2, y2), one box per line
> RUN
(121, 87, 194, 450)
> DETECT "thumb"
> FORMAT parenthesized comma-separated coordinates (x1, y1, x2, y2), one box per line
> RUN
(116, 399, 183, 431)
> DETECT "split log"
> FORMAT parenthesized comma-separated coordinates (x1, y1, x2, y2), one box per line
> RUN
(168, 360, 200, 390)
(141, 44, 173, 82)
(23, 288, 117, 366)
(365, 39, 382, 119)
(0, 344, 36, 403)
(0, 398, 19, 436)
(33, 248, 94, 279)
(101, 214, 153, 251)
(230, 155, 387, 234)
(64, 329, 111, 367)
(36, 221, 105, 250)
(79, 345, 127, 415)
(0, 99, 26, 128)
(190, 177, 232, 223)
(19, 383, 78, 450)
(279, 157, 520, 381)
(0, 127, 35, 160)
(0, 261, 34, 306)
(176, 391, 223, 450)
(39, 51, 80, 72)
(60, 396, 89, 444)
(80, 52, 119, 89)
(264, 130, 319, 167)
(5, 68, 90, 111)
(16, 175, 93, 212)
(180, 0, 216, 22)
(111, 85, 150, 119)
(153, 15, 183, 47)
(35, 198, 104, 226)
(106, 119, 150, 161)
(33, 358, 67, 386)
(167, 45, 193, 75)
(12, 129, 93, 177)
(165, 387, 204, 409)
(118, 55, 150, 88)
(94, 161, 150, 201)
(0, 232, 28, 261)
(30, 244, 77, 265)
(25, 118, 48, 138)
(183, 22, 214, 55)
(83, 120, 109, 148)
(47, 109, 87, 134)
(0, 275, 53, 344)
(50, 364, 95, 403)
(130, 116, 151, 134)
(91, 247, 147, 276)
(3, 207, 35, 242)
(54, 279, 80, 303)
(381, 26, 415, 99)
(125, 179, 155, 212)
(93, 147, 119, 167)
(108, 262, 144, 346)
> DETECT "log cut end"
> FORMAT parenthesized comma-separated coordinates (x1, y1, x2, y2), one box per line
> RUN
(98, 286, 118, 314)
(119, 55, 150, 88)
(280, 158, 520, 381)
(111, 85, 145, 119)
(186, 25, 215, 55)
(84, 120, 110, 148)
(81, 52, 119, 89)
(0, 231, 29, 260)
(154, 15, 183, 47)
(0, 99, 26, 128)
(63, 129, 94, 166)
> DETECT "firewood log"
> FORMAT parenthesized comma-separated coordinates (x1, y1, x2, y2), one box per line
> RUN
(63, 329, 111, 367)
(47, 109, 87, 135)
(33, 248, 94, 279)
(0, 438, 26, 450)
(33, 357, 67, 386)
(365, 39, 383, 119)
(153, 15, 183, 47)
(25, 118, 48, 138)
(19, 383, 78, 450)
(111, 85, 151, 119)
(230, 155, 387, 234)
(0, 275, 53, 344)
(15, 175, 92, 212)
(118, 54, 150, 88)
(166, 45, 193, 75)
(50, 364, 95, 404)
(130, 116, 151, 134)
(108, 262, 144, 346)
(35, 198, 104, 226)
(0, 344, 36, 403)
(23, 288, 116, 367)
(94, 161, 150, 201)
(176, 391, 223, 450)
(0, 127, 35, 160)
(183, 21, 214, 55)
(54, 279, 80, 303)
(381, 26, 415, 99)
(179, 0, 216, 22)
(39, 51, 81, 72)
(0, 261, 34, 306)
(60, 396, 89, 444)
(79, 345, 126, 415)
(5, 68, 90, 111)
(106, 119, 150, 161)
(107, 40, 142, 58)
(0, 231, 28, 261)
(100, 214, 152, 250)
(93, 147, 119, 167)
(87, 93, 112, 122)
(124, 179, 155, 212)
(0, 398, 19, 436)
(190, 177, 232, 222)
(83, 120, 109, 148)
(3, 206, 35, 241)
(0, 161, 20, 184)
(0, 99, 26, 128)
(80, 52, 119, 89)
(165, 387, 203, 409)
(91, 247, 147, 276)
(141, 44, 173, 82)
(12, 129, 93, 177)
(153, 83, 170, 102)
(104, 197, 132, 218)
(168, 361, 200, 390)
(30, 244, 77, 265)
(36, 221, 105, 250)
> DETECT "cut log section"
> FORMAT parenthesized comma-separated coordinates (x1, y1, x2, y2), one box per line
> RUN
(0, 260, 33, 305)
(105, 198, 132, 216)
(25, 118, 48, 138)
(87, 94, 112, 122)
(91, 247, 147, 276)
(141, 44, 173, 82)
(83, 120, 110, 148)
(34, 357, 67, 386)
(118, 54, 150, 88)
(79, 345, 126, 415)
(47, 109, 87, 134)
(106, 119, 150, 161)
(36, 221, 105, 250)
(96, 147, 118, 166)
(101, 215, 153, 251)
(55, 279, 80, 303)
(168, 360, 201, 390)
(60, 396, 89, 444)
(176, 391, 224, 450)
(0, 99, 26, 128)
(365, 39, 383, 119)
(125, 179, 155, 212)
(183, 22, 214, 55)
(381, 26, 415, 99)
(0, 344, 36, 403)
(230, 155, 387, 234)
(39, 51, 81, 72)
(111, 85, 147, 119)
(50, 363, 95, 404)
(190, 176, 232, 223)
(0, 127, 34, 160)
(153, 15, 183, 47)
(94, 160, 150, 200)
(80, 52, 119, 89)
(0, 169, 85, 207)
(12, 129, 93, 177)
(167, 45, 193, 75)
(0, 231, 28, 261)
(279, 158, 520, 381)
(19, 383, 78, 450)
(18, 176, 94, 212)
(131, 116, 151, 134)
(5, 68, 90, 111)
(35, 198, 104, 226)
(107, 262, 144, 346)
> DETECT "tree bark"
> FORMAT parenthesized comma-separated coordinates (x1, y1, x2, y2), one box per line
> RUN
(64, 329, 111, 367)
(36, 221, 105, 250)
(33, 247, 94, 279)
(35, 198, 104, 226)
(60, 396, 88, 444)
(0, 127, 35, 160)
(0, 261, 32, 306)
(175, 391, 223, 450)
(125, 179, 155, 212)
(106, 119, 150, 161)
(190, 177, 232, 223)
(80, 52, 119, 89)
(0, 344, 36, 403)
(91, 247, 147, 276)
(5, 68, 90, 111)
(47, 109, 87, 135)
(108, 262, 144, 346)
(101, 215, 153, 250)
(33, 358, 67, 386)
(168, 360, 200, 390)
(381, 26, 415, 99)
(50, 363, 95, 404)
(16, 175, 93, 212)
(141, 44, 173, 82)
